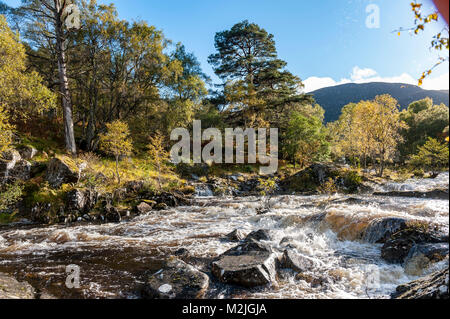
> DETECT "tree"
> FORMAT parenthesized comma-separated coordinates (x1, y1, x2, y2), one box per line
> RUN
(330, 95, 407, 176)
(147, 131, 169, 190)
(99, 120, 133, 184)
(0, 14, 55, 120)
(284, 110, 330, 168)
(13, 0, 81, 154)
(409, 137, 449, 177)
(0, 104, 13, 154)
(399, 98, 449, 159)
(208, 20, 312, 127)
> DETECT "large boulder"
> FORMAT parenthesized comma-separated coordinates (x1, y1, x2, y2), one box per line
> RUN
(0, 150, 26, 183)
(136, 202, 154, 215)
(245, 229, 272, 242)
(392, 268, 449, 299)
(66, 189, 98, 214)
(46, 157, 83, 188)
(362, 218, 407, 243)
(404, 243, 449, 276)
(17, 145, 37, 160)
(142, 258, 209, 299)
(280, 249, 322, 273)
(381, 224, 448, 264)
(0, 273, 35, 299)
(7, 159, 31, 181)
(226, 229, 247, 242)
(211, 240, 277, 288)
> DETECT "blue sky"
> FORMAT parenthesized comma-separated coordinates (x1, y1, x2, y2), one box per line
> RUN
(4, 0, 449, 91)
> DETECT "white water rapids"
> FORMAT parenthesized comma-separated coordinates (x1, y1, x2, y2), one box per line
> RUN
(0, 174, 448, 299)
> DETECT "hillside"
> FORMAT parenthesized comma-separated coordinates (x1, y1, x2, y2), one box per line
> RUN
(310, 82, 450, 123)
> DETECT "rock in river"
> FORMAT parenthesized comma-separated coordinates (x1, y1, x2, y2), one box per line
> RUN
(142, 258, 209, 299)
(404, 243, 449, 276)
(280, 249, 322, 273)
(211, 240, 277, 288)
(362, 217, 407, 243)
(392, 268, 449, 299)
(0, 273, 35, 299)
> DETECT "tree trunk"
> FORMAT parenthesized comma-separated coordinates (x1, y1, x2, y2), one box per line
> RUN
(115, 156, 121, 184)
(54, 1, 77, 155)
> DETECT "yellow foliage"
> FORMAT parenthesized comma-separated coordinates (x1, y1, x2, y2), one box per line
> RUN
(0, 15, 56, 119)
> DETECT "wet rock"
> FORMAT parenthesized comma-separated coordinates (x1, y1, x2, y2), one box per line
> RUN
(7, 159, 31, 181)
(362, 218, 407, 243)
(279, 237, 298, 249)
(373, 189, 449, 200)
(245, 229, 272, 242)
(280, 249, 321, 273)
(154, 203, 168, 211)
(174, 248, 190, 257)
(0, 150, 21, 182)
(142, 258, 209, 299)
(392, 268, 449, 299)
(404, 243, 449, 276)
(211, 239, 277, 288)
(226, 229, 247, 242)
(0, 273, 36, 299)
(104, 204, 121, 223)
(17, 145, 37, 160)
(46, 157, 81, 188)
(381, 224, 448, 264)
(295, 273, 328, 288)
(136, 202, 153, 214)
(66, 189, 98, 214)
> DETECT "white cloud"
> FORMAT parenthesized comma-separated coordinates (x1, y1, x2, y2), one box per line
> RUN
(350, 66, 377, 81)
(303, 66, 449, 92)
(422, 72, 449, 91)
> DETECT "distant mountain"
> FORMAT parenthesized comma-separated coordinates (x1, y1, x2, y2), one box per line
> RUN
(310, 82, 450, 123)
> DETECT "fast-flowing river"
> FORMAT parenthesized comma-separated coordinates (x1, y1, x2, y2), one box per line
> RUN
(0, 174, 448, 299)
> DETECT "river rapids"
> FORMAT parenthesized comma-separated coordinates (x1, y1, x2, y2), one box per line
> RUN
(0, 173, 448, 299)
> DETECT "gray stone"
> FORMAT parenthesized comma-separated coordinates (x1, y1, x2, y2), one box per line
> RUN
(404, 243, 449, 276)
(136, 202, 153, 214)
(226, 229, 247, 242)
(17, 145, 37, 160)
(392, 268, 449, 299)
(280, 249, 321, 273)
(211, 240, 277, 288)
(245, 229, 272, 242)
(142, 258, 209, 299)
(46, 157, 80, 188)
(363, 217, 407, 243)
(0, 273, 35, 299)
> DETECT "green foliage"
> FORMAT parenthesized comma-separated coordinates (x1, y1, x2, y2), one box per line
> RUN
(0, 182, 24, 211)
(208, 20, 312, 127)
(399, 98, 449, 160)
(147, 131, 170, 190)
(0, 14, 56, 120)
(99, 120, 133, 184)
(0, 103, 13, 153)
(284, 110, 330, 168)
(409, 137, 449, 176)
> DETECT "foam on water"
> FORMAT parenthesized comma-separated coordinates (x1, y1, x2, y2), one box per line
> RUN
(0, 174, 448, 299)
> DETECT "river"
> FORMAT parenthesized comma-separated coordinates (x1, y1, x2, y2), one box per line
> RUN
(0, 173, 448, 299)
